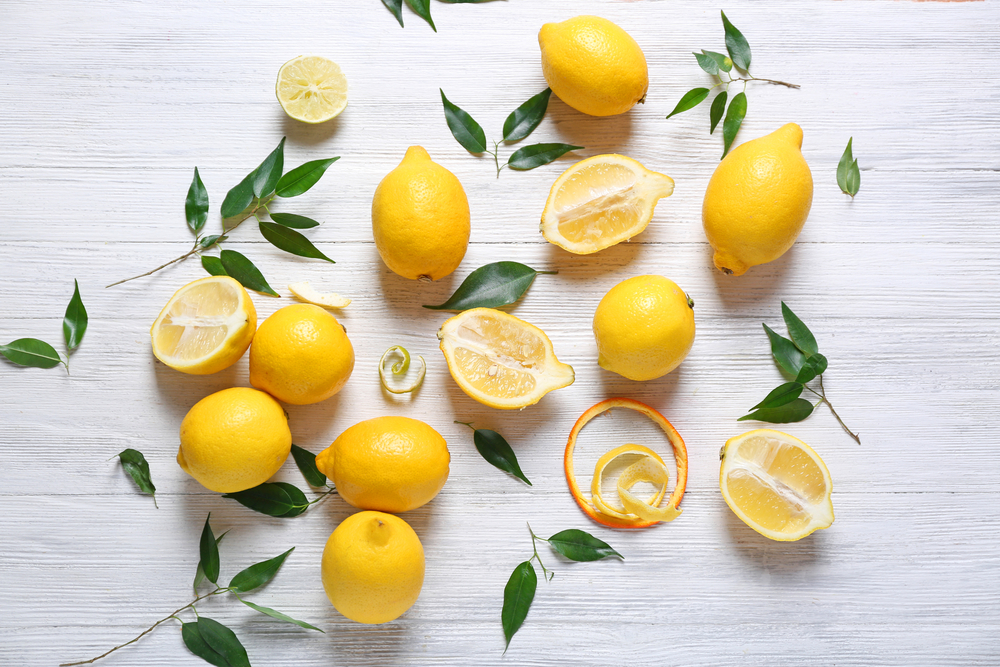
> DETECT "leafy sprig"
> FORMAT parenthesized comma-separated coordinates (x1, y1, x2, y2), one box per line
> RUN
(382, 0, 499, 31)
(441, 89, 582, 177)
(666, 11, 799, 158)
(455, 421, 530, 486)
(1, 280, 87, 372)
(838, 137, 861, 197)
(741, 302, 860, 444)
(223, 445, 337, 517)
(424, 262, 556, 311)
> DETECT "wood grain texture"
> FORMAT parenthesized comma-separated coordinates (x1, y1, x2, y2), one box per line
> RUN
(2, 0, 999, 666)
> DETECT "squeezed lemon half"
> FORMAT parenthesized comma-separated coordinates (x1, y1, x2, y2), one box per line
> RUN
(276, 55, 348, 124)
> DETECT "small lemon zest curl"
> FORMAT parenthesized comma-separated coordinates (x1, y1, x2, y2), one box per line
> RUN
(379, 346, 426, 394)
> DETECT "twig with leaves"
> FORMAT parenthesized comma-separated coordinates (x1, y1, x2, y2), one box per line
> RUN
(0, 280, 87, 372)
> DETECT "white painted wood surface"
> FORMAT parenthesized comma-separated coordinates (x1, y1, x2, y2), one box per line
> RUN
(2, 1, 999, 665)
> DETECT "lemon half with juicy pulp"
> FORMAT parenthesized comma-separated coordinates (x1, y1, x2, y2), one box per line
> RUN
(541, 154, 674, 254)
(720, 429, 834, 541)
(437, 308, 574, 410)
(276, 55, 348, 124)
(150, 276, 256, 375)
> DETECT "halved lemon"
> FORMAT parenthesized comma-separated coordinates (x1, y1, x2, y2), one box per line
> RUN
(437, 308, 574, 409)
(720, 429, 835, 541)
(276, 55, 348, 124)
(540, 154, 674, 254)
(150, 276, 256, 375)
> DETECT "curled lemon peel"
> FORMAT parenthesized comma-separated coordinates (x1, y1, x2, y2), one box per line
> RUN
(379, 346, 426, 394)
(590, 444, 666, 521)
(617, 456, 682, 522)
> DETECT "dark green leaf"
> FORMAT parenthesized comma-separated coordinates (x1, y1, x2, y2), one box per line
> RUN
(258, 221, 334, 263)
(846, 159, 860, 197)
(290, 444, 327, 487)
(721, 11, 751, 71)
(251, 137, 285, 198)
(404, 0, 435, 31)
(63, 279, 88, 350)
(694, 52, 719, 75)
(220, 173, 255, 219)
(502, 88, 552, 142)
(238, 599, 324, 632)
(547, 529, 622, 562)
(507, 143, 582, 170)
(202, 255, 227, 277)
(795, 353, 828, 384)
(0, 338, 61, 369)
(273, 482, 310, 517)
(269, 212, 320, 229)
(440, 89, 486, 153)
(275, 158, 339, 198)
(424, 261, 552, 311)
(197, 617, 250, 667)
(118, 448, 156, 503)
(186, 167, 210, 233)
(750, 382, 803, 411)
(837, 137, 854, 195)
(763, 323, 805, 376)
(739, 398, 815, 423)
(701, 50, 733, 73)
(229, 547, 294, 594)
(199, 234, 228, 248)
(722, 91, 747, 158)
(194, 532, 228, 592)
(219, 249, 279, 297)
(709, 91, 727, 134)
(472, 429, 531, 485)
(781, 302, 818, 356)
(382, 0, 403, 26)
(181, 622, 231, 667)
(198, 514, 220, 585)
(666, 87, 710, 119)
(223, 482, 293, 517)
(501, 561, 536, 650)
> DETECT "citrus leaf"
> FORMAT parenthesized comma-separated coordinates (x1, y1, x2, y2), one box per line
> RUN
(220, 173, 255, 219)
(424, 261, 553, 311)
(795, 353, 829, 384)
(507, 143, 582, 170)
(186, 167, 209, 233)
(472, 428, 530, 485)
(269, 212, 320, 229)
(701, 50, 733, 73)
(229, 547, 294, 594)
(238, 599, 324, 632)
(503, 88, 552, 142)
(199, 234, 228, 249)
(739, 398, 814, 423)
(0, 338, 62, 369)
(501, 561, 536, 650)
(666, 87, 710, 119)
(547, 529, 622, 562)
(251, 137, 285, 198)
(275, 158, 339, 198)
(846, 159, 861, 197)
(781, 302, 818, 356)
(197, 618, 250, 667)
(181, 622, 230, 667)
(763, 323, 805, 377)
(694, 51, 719, 75)
(750, 382, 803, 411)
(721, 91, 747, 158)
(63, 279, 88, 351)
(194, 532, 228, 592)
(290, 444, 327, 487)
(381, 0, 403, 26)
(219, 249, 279, 297)
(223, 482, 294, 517)
(198, 514, 220, 585)
(721, 10, 751, 71)
(404, 0, 435, 31)
(273, 482, 310, 517)
(440, 89, 486, 153)
(118, 448, 156, 505)
(837, 137, 854, 195)
(201, 255, 227, 277)
(258, 220, 334, 263)
(709, 90, 727, 134)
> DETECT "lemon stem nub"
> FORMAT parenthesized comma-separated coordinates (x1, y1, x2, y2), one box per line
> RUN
(379, 346, 426, 394)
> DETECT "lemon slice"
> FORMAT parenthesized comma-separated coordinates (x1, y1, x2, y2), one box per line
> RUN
(540, 154, 674, 254)
(437, 308, 574, 409)
(150, 276, 256, 375)
(288, 281, 351, 308)
(720, 429, 834, 541)
(276, 56, 348, 124)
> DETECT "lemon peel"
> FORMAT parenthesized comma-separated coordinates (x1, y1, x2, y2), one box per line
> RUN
(379, 345, 426, 394)
(288, 281, 351, 308)
(590, 444, 666, 521)
(617, 457, 682, 522)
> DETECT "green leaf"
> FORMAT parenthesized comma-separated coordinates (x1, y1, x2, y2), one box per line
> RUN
(220, 173, 255, 219)
(197, 617, 250, 667)
(275, 158, 339, 198)
(739, 398, 815, 423)
(471, 428, 531, 485)
(63, 279, 88, 351)
(223, 482, 309, 517)
(258, 221, 334, 263)
(440, 89, 486, 153)
(721, 11, 751, 70)
(273, 482, 311, 517)
(781, 302, 818, 356)
(502, 561, 536, 651)
(382, 0, 403, 26)
(181, 622, 231, 667)
(424, 261, 552, 311)
(795, 353, 828, 384)
(722, 91, 747, 158)
(547, 529, 622, 562)
(701, 50, 733, 73)
(202, 255, 227, 277)
(199, 234, 228, 248)
(763, 323, 805, 376)
(837, 138, 861, 197)
(507, 143, 582, 171)
(238, 599, 324, 632)
(0, 338, 62, 369)
(269, 212, 320, 229)
(219, 249, 279, 297)
(666, 87, 710, 119)
(194, 532, 228, 592)
(229, 547, 294, 594)
(118, 448, 156, 504)
(290, 444, 327, 487)
(198, 514, 220, 585)
(404, 0, 435, 31)
(186, 167, 210, 233)
(846, 159, 860, 197)
(750, 382, 803, 411)
(251, 137, 285, 198)
(709, 90, 727, 134)
(502, 88, 552, 142)
(694, 51, 719, 75)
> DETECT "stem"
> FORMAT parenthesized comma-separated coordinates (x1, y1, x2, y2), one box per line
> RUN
(454, 420, 476, 432)
(817, 375, 861, 445)
(304, 485, 339, 509)
(526, 523, 553, 582)
(105, 243, 200, 288)
(488, 141, 503, 179)
(743, 74, 799, 89)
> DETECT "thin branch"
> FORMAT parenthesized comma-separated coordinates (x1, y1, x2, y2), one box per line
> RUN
(105, 245, 199, 288)
(817, 375, 861, 445)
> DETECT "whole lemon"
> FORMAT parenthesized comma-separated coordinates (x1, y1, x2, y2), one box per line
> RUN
(372, 146, 470, 281)
(539, 16, 648, 117)
(593, 275, 695, 381)
(703, 123, 813, 276)
(178, 387, 291, 493)
(249, 304, 354, 405)
(315, 416, 449, 513)
(322, 510, 425, 624)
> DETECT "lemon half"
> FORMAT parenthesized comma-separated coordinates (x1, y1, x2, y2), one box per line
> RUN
(276, 55, 348, 124)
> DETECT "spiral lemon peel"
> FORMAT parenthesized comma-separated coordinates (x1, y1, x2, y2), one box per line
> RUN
(379, 346, 426, 394)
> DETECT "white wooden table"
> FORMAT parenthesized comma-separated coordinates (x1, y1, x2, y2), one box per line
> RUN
(2, 1, 998, 665)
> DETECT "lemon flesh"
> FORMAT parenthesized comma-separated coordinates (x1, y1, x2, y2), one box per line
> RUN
(150, 276, 256, 375)
(720, 429, 834, 541)
(437, 308, 574, 410)
(276, 55, 347, 124)
(541, 154, 673, 254)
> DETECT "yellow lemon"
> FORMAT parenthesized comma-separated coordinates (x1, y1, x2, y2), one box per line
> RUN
(276, 55, 348, 124)
(150, 276, 256, 375)
(316, 416, 449, 513)
(720, 429, 834, 541)
(372, 146, 470, 281)
(703, 123, 813, 276)
(539, 16, 648, 117)
(593, 275, 694, 381)
(249, 304, 354, 405)
(322, 511, 425, 624)
(178, 387, 291, 493)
